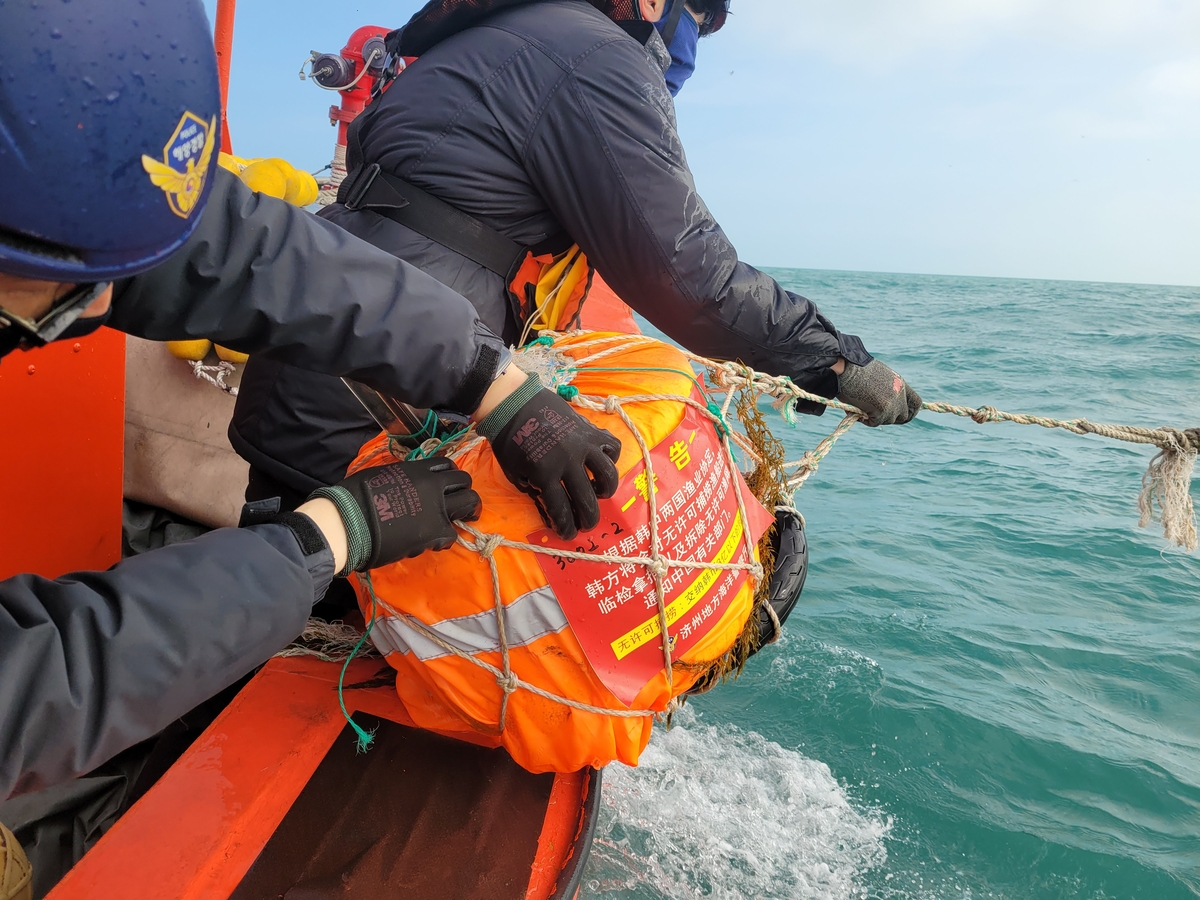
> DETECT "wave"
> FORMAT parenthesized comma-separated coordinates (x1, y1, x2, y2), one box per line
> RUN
(580, 710, 891, 900)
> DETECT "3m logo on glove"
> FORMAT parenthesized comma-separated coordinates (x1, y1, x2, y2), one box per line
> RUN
(369, 469, 422, 521)
(140, 112, 216, 218)
(513, 418, 540, 446)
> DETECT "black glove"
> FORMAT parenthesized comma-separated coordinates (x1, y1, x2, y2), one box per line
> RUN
(479, 373, 621, 540)
(311, 457, 481, 573)
(836, 359, 922, 426)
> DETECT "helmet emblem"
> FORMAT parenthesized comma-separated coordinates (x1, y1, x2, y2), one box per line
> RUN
(141, 112, 217, 219)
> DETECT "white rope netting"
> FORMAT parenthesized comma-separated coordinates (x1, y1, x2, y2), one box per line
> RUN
(284, 332, 1198, 731)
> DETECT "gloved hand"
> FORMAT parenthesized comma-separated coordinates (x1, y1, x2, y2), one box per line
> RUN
(478, 373, 621, 540)
(310, 457, 481, 573)
(836, 359, 922, 426)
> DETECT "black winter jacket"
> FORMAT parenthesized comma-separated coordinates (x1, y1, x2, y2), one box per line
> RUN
(1, 168, 507, 798)
(229, 0, 873, 494)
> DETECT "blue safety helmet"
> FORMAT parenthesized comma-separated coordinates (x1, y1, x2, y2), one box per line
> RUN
(0, 0, 222, 282)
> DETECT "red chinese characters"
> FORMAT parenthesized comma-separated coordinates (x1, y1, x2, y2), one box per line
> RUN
(530, 399, 773, 706)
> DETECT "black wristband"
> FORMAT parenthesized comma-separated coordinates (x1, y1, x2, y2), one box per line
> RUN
(237, 499, 330, 559)
(446, 342, 502, 416)
(275, 511, 329, 557)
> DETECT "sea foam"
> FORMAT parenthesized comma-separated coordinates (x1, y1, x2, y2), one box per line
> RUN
(580, 710, 891, 899)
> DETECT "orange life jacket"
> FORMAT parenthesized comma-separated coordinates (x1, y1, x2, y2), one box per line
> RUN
(347, 333, 774, 773)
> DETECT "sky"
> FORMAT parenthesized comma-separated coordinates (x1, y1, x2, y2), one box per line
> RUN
(206, 0, 1200, 286)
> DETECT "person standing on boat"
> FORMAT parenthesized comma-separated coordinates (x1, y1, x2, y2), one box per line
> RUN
(229, 0, 923, 515)
(0, 0, 619, 803)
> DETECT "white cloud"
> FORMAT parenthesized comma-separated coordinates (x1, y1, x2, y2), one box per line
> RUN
(683, 1, 1200, 284)
(1049, 55, 1200, 141)
(1146, 58, 1200, 98)
(729, 0, 1200, 68)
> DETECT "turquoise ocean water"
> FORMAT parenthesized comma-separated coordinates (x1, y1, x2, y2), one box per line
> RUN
(578, 269, 1200, 899)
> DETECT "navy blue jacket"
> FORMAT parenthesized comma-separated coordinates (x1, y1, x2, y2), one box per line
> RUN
(1, 168, 506, 798)
(229, 0, 872, 494)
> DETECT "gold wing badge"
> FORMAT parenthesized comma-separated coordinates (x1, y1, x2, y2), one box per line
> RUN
(142, 113, 217, 218)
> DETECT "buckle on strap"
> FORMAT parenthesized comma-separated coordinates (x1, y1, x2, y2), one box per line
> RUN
(343, 163, 382, 211)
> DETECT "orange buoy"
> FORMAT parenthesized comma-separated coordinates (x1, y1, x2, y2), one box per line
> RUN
(348, 333, 775, 773)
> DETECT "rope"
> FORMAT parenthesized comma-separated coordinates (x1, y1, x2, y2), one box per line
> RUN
(332, 331, 1195, 746)
(346, 333, 772, 733)
(276, 618, 381, 663)
(697, 356, 1198, 551)
(318, 143, 347, 207)
(188, 359, 238, 396)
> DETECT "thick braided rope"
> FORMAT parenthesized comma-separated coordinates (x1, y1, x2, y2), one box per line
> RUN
(696, 356, 1198, 551)
(343, 333, 1195, 730)
(188, 359, 239, 396)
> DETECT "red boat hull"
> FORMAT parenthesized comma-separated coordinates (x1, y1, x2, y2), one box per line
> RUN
(48, 656, 600, 900)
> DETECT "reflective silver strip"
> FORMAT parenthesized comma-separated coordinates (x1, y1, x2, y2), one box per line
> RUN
(369, 584, 570, 662)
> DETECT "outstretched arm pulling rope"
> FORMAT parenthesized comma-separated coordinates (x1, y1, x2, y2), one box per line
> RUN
(699, 357, 1199, 551)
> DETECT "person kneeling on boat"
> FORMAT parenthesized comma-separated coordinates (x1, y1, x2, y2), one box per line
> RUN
(229, 0, 923, 524)
(0, 0, 620, 808)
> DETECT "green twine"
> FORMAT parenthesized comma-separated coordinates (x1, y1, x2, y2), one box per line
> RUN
(385, 409, 446, 461)
(337, 574, 381, 753)
(404, 424, 472, 461)
(556, 384, 579, 400)
(780, 398, 799, 427)
(706, 401, 729, 438)
(531, 334, 555, 346)
(403, 409, 439, 443)
(580, 365, 709, 401)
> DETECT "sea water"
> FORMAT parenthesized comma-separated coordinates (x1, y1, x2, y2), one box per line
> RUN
(578, 270, 1200, 899)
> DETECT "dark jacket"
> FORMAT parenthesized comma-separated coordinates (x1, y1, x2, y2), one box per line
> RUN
(229, 0, 872, 494)
(1, 168, 507, 798)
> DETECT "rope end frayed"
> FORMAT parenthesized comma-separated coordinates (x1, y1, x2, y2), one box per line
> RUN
(1137, 445, 1198, 551)
(351, 722, 378, 754)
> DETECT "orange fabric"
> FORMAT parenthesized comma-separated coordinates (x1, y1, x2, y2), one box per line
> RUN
(508, 247, 641, 337)
(507, 250, 555, 327)
(576, 271, 640, 334)
(348, 334, 758, 773)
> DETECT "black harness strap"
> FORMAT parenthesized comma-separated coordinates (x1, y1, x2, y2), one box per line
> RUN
(343, 163, 526, 279)
(659, 0, 687, 47)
